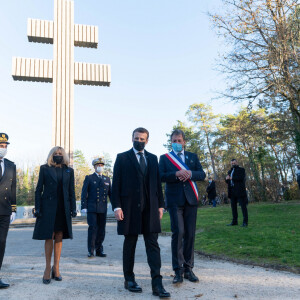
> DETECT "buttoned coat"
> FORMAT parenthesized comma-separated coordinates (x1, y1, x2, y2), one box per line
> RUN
(111, 149, 164, 235)
(159, 151, 206, 207)
(0, 159, 16, 215)
(225, 166, 247, 200)
(81, 173, 111, 213)
(32, 164, 76, 240)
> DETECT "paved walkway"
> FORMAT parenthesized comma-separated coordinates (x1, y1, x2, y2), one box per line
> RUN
(1, 223, 300, 299)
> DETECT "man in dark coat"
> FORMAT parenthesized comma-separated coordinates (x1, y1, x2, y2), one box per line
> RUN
(226, 159, 248, 227)
(159, 129, 206, 285)
(0, 133, 16, 289)
(111, 127, 170, 298)
(206, 177, 217, 207)
(81, 157, 111, 258)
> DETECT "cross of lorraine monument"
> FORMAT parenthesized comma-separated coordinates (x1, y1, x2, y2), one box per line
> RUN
(12, 0, 111, 165)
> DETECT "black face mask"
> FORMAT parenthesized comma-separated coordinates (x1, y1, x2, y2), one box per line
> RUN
(133, 141, 146, 151)
(233, 165, 238, 168)
(53, 155, 63, 164)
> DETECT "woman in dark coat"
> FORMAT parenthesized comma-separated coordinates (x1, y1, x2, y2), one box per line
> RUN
(33, 146, 77, 284)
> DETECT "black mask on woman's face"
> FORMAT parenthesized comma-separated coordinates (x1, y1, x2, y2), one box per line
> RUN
(53, 155, 63, 164)
(133, 141, 146, 151)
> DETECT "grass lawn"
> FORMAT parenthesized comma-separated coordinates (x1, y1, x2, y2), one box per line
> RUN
(161, 202, 300, 271)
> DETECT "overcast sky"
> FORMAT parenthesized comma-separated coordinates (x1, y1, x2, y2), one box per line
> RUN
(0, 0, 234, 168)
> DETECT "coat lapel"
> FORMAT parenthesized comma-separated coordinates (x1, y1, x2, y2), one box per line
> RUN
(48, 165, 57, 182)
(0, 159, 9, 184)
(127, 149, 143, 176)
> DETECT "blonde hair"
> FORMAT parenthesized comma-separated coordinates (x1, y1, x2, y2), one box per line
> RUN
(47, 146, 70, 167)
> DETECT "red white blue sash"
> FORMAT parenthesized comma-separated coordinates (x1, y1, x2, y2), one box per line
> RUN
(165, 151, 199, 200)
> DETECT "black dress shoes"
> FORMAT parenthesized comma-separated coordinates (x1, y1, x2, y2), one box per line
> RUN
(124, 280, 142, 293)
(87, 252, 94, 258)
(172, 271, 183, 284)
(51, 267, 62, 281)
(0, 279, 10, 289)
(152, 285, 170, 298)
(227, 222, 238, 226)
(184, 270, 199, 282)
(241, 223, 248, 227)
(96, 250, 107, 257)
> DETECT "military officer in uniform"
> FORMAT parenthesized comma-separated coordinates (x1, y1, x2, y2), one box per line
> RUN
(0, 133, 16, 289)
(81, 157, 111, 258)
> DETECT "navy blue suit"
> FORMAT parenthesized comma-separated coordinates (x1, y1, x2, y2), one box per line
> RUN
(159, 151, 205, 272)
(81, 173, 111, 254)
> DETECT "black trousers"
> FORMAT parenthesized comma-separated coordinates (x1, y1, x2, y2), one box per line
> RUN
(87, 212, 107, 253)
(123, 233, 162, 285)
(0, 215, 10, 270)
(168, 202, 197, 272)
(230, 195, 248, 224)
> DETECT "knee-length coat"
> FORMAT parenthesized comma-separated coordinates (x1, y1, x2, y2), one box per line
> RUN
(32, 164, 76, 240)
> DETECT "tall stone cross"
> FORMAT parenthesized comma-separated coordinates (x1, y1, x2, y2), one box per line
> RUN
(12, 0, 111, 165)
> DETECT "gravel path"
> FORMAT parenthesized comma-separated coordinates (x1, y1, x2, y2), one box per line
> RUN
(1, 223, 300, 300)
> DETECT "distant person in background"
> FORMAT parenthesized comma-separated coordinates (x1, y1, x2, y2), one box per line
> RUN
(0, 133, 16, 289)
(33, 146, 77, 284)
(226, 159, 248, 227)
(296, 163, 300, 190)
(206, 177, 217, 207)
(81, 157, 111, 258)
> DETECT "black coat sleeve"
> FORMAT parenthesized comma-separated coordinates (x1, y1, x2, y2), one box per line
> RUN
(159, 155, 178, 183)
(191, 154, 206, 181)
(108, 177, 112, 202)
(155, 157, 164, 208)
(69, 168, 76, 212)
(81, 175, 89, 209)
(35, 165, 44, 212)
(111, 154, 122, 210)
(11, 164, 17, 212)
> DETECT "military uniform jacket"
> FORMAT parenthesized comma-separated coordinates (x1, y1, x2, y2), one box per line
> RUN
(81, 173, 111, 213)
(0, 158, 16, 215)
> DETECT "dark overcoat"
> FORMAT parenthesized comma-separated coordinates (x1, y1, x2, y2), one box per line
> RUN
(225, 166, 247, 200)
(33, 164, 76, 240)
(206, 181, 217, 200)
(81, 173, 111, 213)
(111, 149, 164, 235)
(0, 159, 16, 215)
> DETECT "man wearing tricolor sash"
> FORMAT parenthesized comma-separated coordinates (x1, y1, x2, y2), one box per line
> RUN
(159, 129, 205, 284)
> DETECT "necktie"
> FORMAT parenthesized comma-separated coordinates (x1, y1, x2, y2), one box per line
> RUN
(0, 160, 2, 180)
(138, 152, 146, 174)
(177, 152, 183, 161)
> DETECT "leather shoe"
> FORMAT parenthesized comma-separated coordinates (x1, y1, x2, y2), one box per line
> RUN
(51, 267, 62, 281)
(241, 223, 248, 227)
(96, 251, 107, 257)
(172, 271, 183, 284)
(87, 252, 94, 258)
(42, 277, 51, 284)
(152, 285, 170, 298)
(0, 279, 10, 289)
(184, 270, 199, 282)
(124, 280, 142, 293)
(227, 222, 238, 226)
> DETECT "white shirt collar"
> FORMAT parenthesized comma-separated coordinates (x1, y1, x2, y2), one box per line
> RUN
(133, 147, 145, 155)
(94, 172, 102, 177)
(175, 150, 184, 156)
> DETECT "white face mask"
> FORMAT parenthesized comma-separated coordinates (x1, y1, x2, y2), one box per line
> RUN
(0, 148, 7, 158)
(96, 166, 104, 174)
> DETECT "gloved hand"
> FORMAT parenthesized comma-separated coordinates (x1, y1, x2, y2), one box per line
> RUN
(71, 210, 77, 218)
(81, 209, 87, 213)
(10, 212, 16, 224)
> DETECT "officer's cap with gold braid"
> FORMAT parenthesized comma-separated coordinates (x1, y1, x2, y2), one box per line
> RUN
(0, 133, 10, 144)
(92, 157, 105, 166)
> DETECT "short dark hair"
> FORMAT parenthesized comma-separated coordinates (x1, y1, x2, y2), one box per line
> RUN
(171, 129, 186, 141)
(132, 127, 149, 139)
(231, 158, 237, 162)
